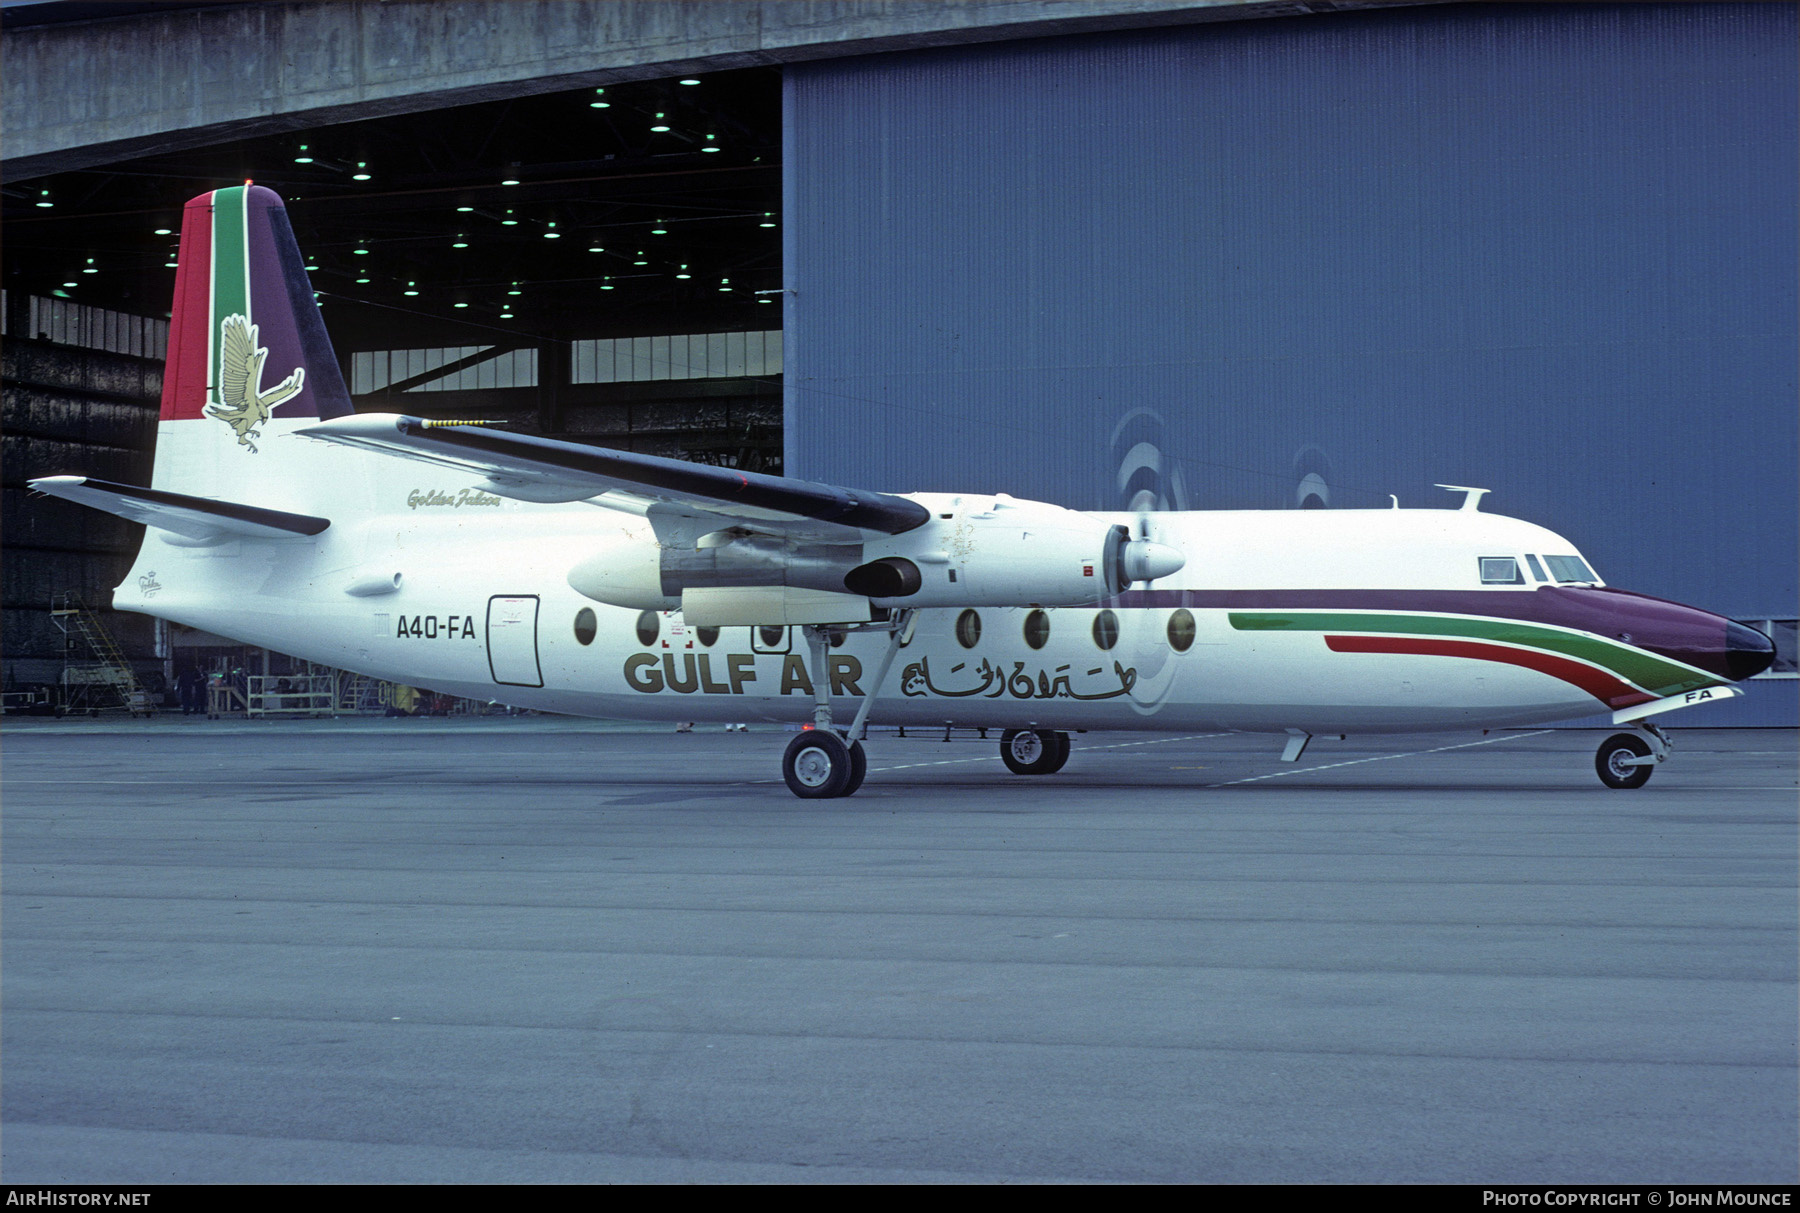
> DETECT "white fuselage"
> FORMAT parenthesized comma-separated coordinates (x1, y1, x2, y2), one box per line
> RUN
(112, 418, 1682, 735)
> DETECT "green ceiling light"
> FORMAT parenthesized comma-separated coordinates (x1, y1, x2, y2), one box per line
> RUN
(544, 222, 561, 239)
(163, 262, 177, 269)
(353, 245, 369, 255)
(452, 235, 469, 248)
(675, 265, 691, 280)
(456, 205, 474, 213)
(508, 284, 522, 296)
(356, 276, 371, 284)
(403, 282, 419, 296)
(501, 168, 521, 185)
(294, 145, 313, 164)
(701, 135, 720, 152)
(719, 277, 732, 292)
(650, 221, 668, 235)
(650, 113, 671, 133)
(352, 162, 372, 181)
(154, 227, 173, 236)
(453, 302, 469, 309)
(36, 190, 53, 208)
(500, 311, 514, 320)
(501, 210, 519, 226)
(601, 279, 615, 290)
(679, 78, 701, 86)
(591, 88, 610, 108)
(62, 280, 78, 288)
(588, 246, 605, 254)
(759, 213, 777, 228)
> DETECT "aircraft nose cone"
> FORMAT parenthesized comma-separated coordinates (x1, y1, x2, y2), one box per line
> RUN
(1123, 540, 1185, 583)
(1725, 620, 1776, 681)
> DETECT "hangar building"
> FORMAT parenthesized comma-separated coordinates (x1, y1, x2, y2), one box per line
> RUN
(4, 0, 1794, 724)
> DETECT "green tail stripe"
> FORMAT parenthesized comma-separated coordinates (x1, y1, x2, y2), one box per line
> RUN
(211, 186, 249, 391)
(1228, 611, 1714, 698)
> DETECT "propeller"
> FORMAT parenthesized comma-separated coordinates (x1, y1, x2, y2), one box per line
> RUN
(1120, 507, 1184, 586)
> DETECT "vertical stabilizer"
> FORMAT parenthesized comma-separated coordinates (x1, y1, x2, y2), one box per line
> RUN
(154, 185, 356, 505)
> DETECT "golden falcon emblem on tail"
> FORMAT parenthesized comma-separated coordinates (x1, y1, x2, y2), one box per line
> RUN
(206, 314, 305, 453)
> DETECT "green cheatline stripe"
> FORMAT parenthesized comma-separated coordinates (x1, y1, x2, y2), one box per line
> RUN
(1228, 611, 1716, 698)
(211, 186, 249, 388)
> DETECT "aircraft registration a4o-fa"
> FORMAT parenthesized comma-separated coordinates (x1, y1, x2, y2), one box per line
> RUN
(32, 186, 1777, 796)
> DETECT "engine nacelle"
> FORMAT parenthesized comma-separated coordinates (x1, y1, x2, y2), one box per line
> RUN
(856, 493, 1183, 609)
(565, 494, 1184, 619)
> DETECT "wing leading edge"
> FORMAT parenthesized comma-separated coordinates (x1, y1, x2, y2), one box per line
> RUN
(299, 414, 930, 536)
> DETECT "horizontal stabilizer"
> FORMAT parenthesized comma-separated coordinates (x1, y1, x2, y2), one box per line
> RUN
(299, 414, 929, 537)
(29, 476, 330, 542)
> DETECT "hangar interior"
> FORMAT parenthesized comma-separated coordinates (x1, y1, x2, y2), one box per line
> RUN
(3, 0, 1794, 723)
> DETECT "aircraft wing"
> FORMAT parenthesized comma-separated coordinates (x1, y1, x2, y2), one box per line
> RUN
(299, 413, 930, 539)
(29, 476, 330, 541)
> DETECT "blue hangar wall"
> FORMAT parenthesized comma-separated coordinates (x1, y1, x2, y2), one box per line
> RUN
(782, 2, 1798, 726)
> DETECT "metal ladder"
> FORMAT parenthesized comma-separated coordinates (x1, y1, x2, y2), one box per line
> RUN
(49, 592, 151, 715)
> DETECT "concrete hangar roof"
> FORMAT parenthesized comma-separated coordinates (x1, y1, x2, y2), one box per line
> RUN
(2, 0, 1419, 352)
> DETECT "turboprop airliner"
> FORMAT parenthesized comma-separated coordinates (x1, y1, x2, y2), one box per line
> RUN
(30, 186, 1776, 797)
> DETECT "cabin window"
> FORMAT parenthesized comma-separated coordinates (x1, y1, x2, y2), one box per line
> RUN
(1092, 609, 1119, 652)
(829, 630, 847, 649)
(696, 626, 720, 647)
(955, 609, 982, 649)
(1479, 557, 1525, 585)
(756, 624, 787, 651)
(574, 608, 597, 646)
(1167, 609, 1196, 653)
(1544, 555, 1598, 584)
(1524, 554, 1548, 582)
(635, 610, 659, 646)
(1023, 610, 1050, 650)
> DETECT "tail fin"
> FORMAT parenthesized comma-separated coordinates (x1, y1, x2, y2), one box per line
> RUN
(154, 185, 355, 502)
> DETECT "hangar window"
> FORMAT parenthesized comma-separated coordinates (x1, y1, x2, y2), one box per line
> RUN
(1479, 557, 1525, 585)
(1023, 610, 1050, 650)
(1543, 555, 1598, 584)
(635, 610, 659, 647)
(574, 608, 597, 646)
(1524, 554, 1548, 582)
(955, 609, 982, 649)
(1167, 609, 1196, 653)
(1092, 609, 1119, 652)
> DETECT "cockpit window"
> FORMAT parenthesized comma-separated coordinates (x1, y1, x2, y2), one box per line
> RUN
(1543, 555, 1598, 584)
(1524, 553, 1547, 582)
(1479, 556, 1525, 585)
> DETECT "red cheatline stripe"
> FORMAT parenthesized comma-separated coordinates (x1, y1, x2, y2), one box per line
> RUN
(1324, 634, 1659, 710)
(159, 190, 215, 421)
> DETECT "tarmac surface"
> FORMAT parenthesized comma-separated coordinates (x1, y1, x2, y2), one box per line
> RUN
(2, 717, 1795, 1184)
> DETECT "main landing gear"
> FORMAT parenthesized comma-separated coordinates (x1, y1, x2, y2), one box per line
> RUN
(780, 612, 911, 800)
(999, 728, 1071, 775)
(1595, 723, 1670, 789)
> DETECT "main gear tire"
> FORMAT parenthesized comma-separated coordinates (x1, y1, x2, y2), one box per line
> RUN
(1000, 728, 1064, 775)
(784, 730, 854, 799)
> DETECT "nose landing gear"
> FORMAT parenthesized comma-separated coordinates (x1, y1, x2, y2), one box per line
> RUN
(1595, 723, 1670, 789)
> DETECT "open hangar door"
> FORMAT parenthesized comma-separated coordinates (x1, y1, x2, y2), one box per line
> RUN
(781, 2, 1797, 725)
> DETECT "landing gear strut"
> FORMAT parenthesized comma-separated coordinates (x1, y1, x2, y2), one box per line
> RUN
(999, 728, 1071, 775)
(780, 612, 911, 799)
(1595, 723, 1669, 789)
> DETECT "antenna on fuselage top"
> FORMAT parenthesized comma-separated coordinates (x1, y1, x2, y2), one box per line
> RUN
(1434, 484, 1491, 512)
